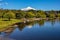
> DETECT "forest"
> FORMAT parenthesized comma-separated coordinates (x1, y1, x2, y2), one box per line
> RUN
(0, 9, 60, 21)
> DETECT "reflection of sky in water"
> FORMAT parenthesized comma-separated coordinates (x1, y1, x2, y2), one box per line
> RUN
(0, 20, 60, 40)
(27, 25, 32, 28)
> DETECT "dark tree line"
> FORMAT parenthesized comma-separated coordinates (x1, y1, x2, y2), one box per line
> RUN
(0, 9, 60, 20)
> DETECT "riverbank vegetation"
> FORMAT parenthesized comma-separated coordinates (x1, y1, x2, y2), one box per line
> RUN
(0, 9, 60, 28)
(0, 9, 60, 19)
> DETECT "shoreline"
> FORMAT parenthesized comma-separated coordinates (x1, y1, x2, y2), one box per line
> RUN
(20, 18, 60, 23)
(0, 18, 60, 29)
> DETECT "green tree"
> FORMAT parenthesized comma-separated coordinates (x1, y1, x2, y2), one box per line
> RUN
(36, 10, 46, 18)
(49, 10, 55, 18)
(3, 11, 15, 21)
(57, 13, 60, 18)
(16, 11, 26, 19)
(0, 9, 4, 18)
(25, 12, 35, 18)
(38, 20, 45, 26)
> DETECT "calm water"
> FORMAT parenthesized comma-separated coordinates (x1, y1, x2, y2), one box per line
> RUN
(0, 19, 60, 40)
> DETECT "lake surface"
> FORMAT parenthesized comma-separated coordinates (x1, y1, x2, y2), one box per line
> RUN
(0, 19, 60, 40)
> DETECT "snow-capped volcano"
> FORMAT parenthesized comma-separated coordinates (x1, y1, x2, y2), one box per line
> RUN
(21, 6, 36, 11)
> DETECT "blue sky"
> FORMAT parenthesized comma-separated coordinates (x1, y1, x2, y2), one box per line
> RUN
(0, 0, 60, 10)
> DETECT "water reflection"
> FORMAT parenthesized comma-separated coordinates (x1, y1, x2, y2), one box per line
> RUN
(4, 27, 15, 36)
(0, 19, 60, 32)
(0, 19, 60, 40)
(37, 20, 45, 26)
(0, 27, 16, 40)
(17, 23, 26, 31)
(16, 21, 35, 31)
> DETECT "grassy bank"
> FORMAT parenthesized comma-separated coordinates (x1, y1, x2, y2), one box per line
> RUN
(0, 18, 59, 29)
(0, 18, 22, 29)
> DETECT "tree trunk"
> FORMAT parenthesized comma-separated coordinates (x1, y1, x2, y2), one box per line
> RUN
(8, 17, 10, 21)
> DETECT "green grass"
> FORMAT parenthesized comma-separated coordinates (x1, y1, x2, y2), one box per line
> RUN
(0, 18, 22, 29)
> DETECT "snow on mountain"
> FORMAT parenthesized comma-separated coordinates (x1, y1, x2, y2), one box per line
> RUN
(21, 6, 36, 11)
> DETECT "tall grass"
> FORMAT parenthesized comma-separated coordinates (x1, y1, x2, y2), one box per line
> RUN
(0, 18, 21, 28)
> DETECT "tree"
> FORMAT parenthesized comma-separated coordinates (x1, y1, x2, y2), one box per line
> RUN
(0, 9, 9, 18)
(3, 11, 15, 21)
(36, 10, 46, 18)
(57, 13, 60, 18)
(0, 9, 4, 18)
(0, 10, 3, 18)
(49, 10, 55, 18)
(38, 20, 45, 26)
(16, 11, 26, 19)
(25, 12, 35, 18)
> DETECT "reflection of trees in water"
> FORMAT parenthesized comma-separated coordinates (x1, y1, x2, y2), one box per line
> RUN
(50, 20, 55, 26)
(17, 21, 36, 31)
(0, 19, 59, 37)
(25, 21, 36, 28)
(46, 19, 55, 26)
(4, 27, 16, 37)
(26, 21, 35, 26)
(58, 19, 60, 22)
(17, 20, 46, 30)
(37, 20, 45, 26)
(15, 19, 59, 31)
(37, 19, 59, 26)
(17, 23, 26, 31)
(0, 26, 16, 37)
(0, 32, 1, 35)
